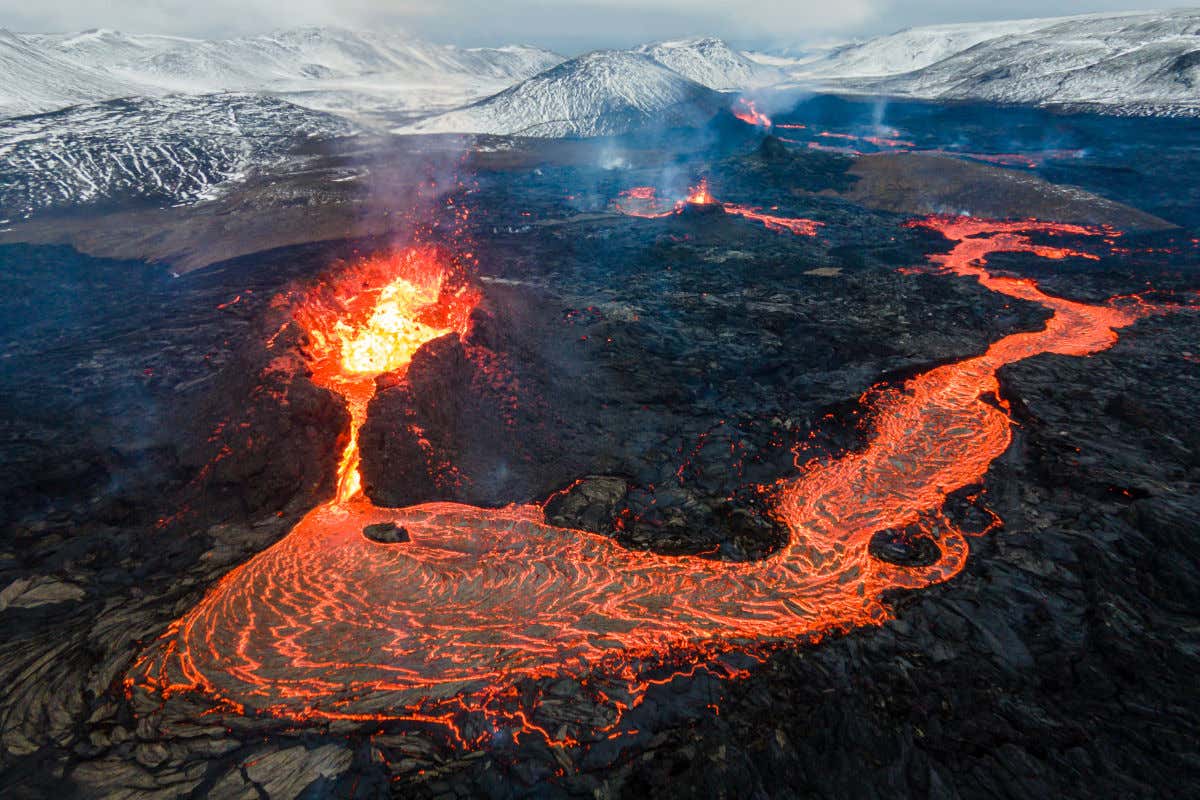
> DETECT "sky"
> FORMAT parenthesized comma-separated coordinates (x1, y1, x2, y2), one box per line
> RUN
(0, 1, 1180, 52)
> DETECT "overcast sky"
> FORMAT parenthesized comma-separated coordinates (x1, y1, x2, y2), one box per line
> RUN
(0, 1, 1181, 52)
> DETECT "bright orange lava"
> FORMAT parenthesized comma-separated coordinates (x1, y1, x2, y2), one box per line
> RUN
(733, 98, 771, 128)
(684, 178, 716, 205)
(132, 217, 1184, 745)
(612, 181, 822, 237)
(291, 247, 478, 502)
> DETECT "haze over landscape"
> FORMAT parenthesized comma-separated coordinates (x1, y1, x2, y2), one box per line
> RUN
(0, 0, 1181, 51)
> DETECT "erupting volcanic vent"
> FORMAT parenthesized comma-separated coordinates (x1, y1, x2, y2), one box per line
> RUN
(684, 178, 717, 206)
(290, 247, 478, 502)
(613, 180, 822, 236)
(130, 217, 1183, 747)
(732, 98, 772, 128)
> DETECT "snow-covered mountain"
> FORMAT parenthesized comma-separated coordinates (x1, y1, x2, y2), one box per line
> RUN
(0, 29, 157, 117)
(23, 28, 195, 70)
(0, 26, 562, 118)
(788, 10, 1200, 114)
(794, 17, 1078, 79)
(124, 27, 561, 92)
(0, 94, 352, 219)
(402, 50, 724, 137)
(636, 37, 780, 91)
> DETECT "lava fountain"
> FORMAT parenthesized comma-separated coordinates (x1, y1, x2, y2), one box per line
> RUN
(732, 98, 772, 128)
(290, 246, 478, 503)
(131, 217, 1186, 745)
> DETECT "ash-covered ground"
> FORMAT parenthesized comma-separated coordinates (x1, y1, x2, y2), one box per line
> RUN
(1, 97, 1199, 799)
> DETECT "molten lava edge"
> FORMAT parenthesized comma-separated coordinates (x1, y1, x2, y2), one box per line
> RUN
(131, 218, 1179, 746)
(612, 181, 822, 236)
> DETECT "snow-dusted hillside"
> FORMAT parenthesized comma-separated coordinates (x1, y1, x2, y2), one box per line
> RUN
(794, 17, 1077, 79)
(636, 37, 780, 90)
(0, 26, 562, 118)
(0, 94, 352, 219)
(125, 27, 561, 92)
(789, 10, 1200, 114)
(23, 28, 195, 69)
(402, 50, 723, 137)
(0, 29, 159, 117)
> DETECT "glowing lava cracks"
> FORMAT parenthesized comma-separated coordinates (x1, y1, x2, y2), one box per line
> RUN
(132, 219, 1181, 744)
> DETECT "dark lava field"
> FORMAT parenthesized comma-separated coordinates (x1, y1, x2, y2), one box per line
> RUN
(1, 96, 1199, 799)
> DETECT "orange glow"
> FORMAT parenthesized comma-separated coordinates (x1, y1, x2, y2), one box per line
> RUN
(291, 247, 478, 502)
(732, 98, 771, 128)
(723, 205, 822, 236)
(817, 131, 915, 149)
(684, 178, 715, 205)
(131, 216, 1192, 748)
(611, 185, 674, 218)
(612, 180, 822, 237)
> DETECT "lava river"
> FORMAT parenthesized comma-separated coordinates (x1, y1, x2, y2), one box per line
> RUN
(613, 180, 823, 236)
(132, 217, 1180, 741)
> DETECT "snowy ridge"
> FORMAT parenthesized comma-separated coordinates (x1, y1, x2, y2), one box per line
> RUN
(23, 28, 196, 70)
(126, 27, 562, 92)
(794, 17, 1080, 78)
(0, 94, 352, 219)
(401, 50, 723, 137)
(636, 37, 781, 90)
(0, 26, 562, 118)
(787, 10, 1200, 114)
(0, 29, 158, 117)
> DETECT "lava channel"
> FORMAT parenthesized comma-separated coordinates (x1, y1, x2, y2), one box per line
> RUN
(131, 217, 1186, 744)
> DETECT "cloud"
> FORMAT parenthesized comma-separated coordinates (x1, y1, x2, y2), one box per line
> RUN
(0, 0, 879, 47)
(0, 0, 1174, 52)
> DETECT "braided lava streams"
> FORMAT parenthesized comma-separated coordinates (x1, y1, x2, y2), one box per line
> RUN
(133, 218, 1175, 742)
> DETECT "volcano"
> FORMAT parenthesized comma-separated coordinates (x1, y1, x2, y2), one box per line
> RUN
(2, 37, 1200, 800)
(127, 212, 1190, 751)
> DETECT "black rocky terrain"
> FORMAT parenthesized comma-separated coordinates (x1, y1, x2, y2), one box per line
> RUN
(1, 97, 1198, 799)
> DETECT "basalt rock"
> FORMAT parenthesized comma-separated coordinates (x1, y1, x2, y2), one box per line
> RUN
(543, 476, 629, 534)
(676, 201, 725, 220)
(868, 526, 942, 567)
(362, 522, 410, 544)
(3, 104, 1199, 800)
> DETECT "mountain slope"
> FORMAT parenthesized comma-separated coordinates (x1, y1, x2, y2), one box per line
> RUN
(795, 16, 1077, 78)
(0, 27, 563, 118)
(0, 94, 352, 218)
(791, 10, 1200, 115)
(129, 27, 562, 92)
(0, 29, 156, 116)
(869, 11, 1200, 112)
(637, 37, 780, 90)
(402, 50, 724, 137)
(24, 28, 195, 69)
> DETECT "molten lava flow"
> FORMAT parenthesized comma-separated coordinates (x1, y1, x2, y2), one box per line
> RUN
(612, 181, 822, 237)
(132, 217, 1190, 746)
(733, 98, 771, 128)
(611, 185, 674, 218)
(721, 205, 823, 236)
(817, 131, 915, 149)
